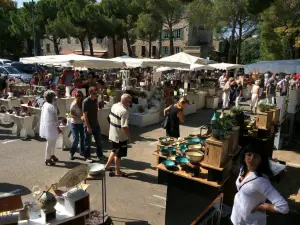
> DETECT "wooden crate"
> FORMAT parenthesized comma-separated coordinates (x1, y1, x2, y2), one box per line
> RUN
(270, 108, 280, 124)
(256, 111, 273, 129)
(227, 126, 240, 155)
(201, 159, 232, 184)
(204, 136, 229, 167)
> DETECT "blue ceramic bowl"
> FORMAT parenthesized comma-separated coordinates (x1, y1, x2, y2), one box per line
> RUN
(160, 146, 177, 156)
(162, 160, 175, 167)
(175, 156, 189, 165)
(186, 137, 201, 144)
(178, 143, 188, 152)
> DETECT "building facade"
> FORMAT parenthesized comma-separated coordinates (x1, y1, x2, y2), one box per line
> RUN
(42, 37, 123, 58)
(122, 19, 213, 58)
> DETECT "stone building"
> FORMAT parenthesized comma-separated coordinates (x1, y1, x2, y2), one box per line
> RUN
(42, 37, 123, 58)
(123, 19, 213, 58)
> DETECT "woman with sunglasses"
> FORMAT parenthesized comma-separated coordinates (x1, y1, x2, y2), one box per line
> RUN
(231, 143, 289, 225)
(163, 97, 188, 138)
(69, 90, 85, 160)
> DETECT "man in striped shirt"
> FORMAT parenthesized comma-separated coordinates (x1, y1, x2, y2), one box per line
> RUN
(105, 94, 133, 177)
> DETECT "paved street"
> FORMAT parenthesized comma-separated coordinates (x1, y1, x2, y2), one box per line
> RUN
(1, 109, 300, 225)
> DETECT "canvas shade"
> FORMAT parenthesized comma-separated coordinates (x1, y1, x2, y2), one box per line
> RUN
(209, 63, 244, 70)
(20, 54, 126, 69)
(160, 52, 207, 65)
(245, 59, 300, 74)
(112, 56, 189, 68)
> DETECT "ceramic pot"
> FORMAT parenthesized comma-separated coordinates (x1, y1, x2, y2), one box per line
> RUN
(38, 192, 57, 211)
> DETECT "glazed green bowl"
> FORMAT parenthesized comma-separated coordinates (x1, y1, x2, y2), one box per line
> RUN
(175, 156, 189, 166)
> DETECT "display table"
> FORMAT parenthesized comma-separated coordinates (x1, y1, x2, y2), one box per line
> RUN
(0, 98, 21, 109)
(0, 112, 13, 124)
(205, 96, 219, 109)
(129, 111, 160, 127)
(20, 95, 35, 104)
(18, 201, 89, 225)
(187, 93, 201, 110)
(184, 104, 197, 116)
(21, 104, 42, 134)
(7, 114, 35, 138)
(97, 107, 111, 136)
(157, 163, 227, 225)
(56, 97, 74, 117)
(57, 125, 72, 149)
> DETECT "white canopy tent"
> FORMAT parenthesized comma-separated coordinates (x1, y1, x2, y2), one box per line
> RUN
(20, 54, 126, 69)
(160, 52, 207, 65)
(209, 62, 244, 70)
(111, 55, 190, 68)
(245, 59, 300, 74)
(156, 64, 215, 72)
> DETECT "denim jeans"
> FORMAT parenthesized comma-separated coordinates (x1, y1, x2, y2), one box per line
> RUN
(70, 123, 85, 155)
(84, 125, 103, 158)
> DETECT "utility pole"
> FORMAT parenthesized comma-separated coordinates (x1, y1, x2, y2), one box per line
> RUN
(32, 0, 36, 56)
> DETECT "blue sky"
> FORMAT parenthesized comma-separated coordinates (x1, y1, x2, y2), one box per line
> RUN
(16, 0, 38, 8)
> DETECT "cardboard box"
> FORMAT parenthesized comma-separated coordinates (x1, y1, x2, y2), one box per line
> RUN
(204, 136, 229, 167)
(0, 195, 23, 213)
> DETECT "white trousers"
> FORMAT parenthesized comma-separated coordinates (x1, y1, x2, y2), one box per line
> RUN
(250, 94, 258, 108)
(45, 139, 57, 160)
(222, 92, 230, 108)
(235, 96, 241, 107)
(267, 94, 275, 105)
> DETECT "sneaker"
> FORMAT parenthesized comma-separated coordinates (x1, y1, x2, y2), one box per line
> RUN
(69, 153, 74, 160)
(85, 158, 93, 163)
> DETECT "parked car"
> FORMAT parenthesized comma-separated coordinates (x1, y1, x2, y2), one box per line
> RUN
(0, 59, 12, 65)
(0, 66, 32, 83)
(11, 62, 46, 75)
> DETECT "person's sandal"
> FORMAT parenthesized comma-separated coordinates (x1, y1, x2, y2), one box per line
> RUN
(50, 155, 59, 162)
(45, 159, 56, 166)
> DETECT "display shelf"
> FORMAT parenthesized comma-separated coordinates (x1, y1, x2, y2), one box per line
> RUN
(184, 104, 197, 115)
(18, 202, 89, 225)
(97, 107, 111, 136)
(156, 163, 229, 188)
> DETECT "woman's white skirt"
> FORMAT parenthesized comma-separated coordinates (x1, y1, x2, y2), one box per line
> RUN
(250, 94, 258, 107)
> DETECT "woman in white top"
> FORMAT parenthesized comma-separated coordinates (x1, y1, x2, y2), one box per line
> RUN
(69, 90, 84, 160)
(231, 143, 289, 225)
(250, 80, 260, 114)
(40, 90, 62, 166)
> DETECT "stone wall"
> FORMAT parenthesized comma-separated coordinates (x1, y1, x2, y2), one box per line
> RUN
(42, 37, 122, 58)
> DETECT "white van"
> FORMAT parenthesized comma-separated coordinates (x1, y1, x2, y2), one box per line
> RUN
(0, 59, 12, 65)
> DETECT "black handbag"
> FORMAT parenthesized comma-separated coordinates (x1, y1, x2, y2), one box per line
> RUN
(161, 115, 169, 129)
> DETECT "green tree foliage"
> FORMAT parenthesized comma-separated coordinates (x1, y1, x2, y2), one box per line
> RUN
(101, 0, 144, 57)
(0, 0, 25, 58)
(260, 0, 300, 60)
(152, 0, 185, 55)
(135, 1, 163, 57)
(240, 37, 260, 64)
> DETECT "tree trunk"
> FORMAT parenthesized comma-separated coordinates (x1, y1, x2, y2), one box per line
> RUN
(79, 38, 85, 55)
(158, 28, 162, 59)
(148, 35, 152, 58)
(88, 35, 94, 56)
(288, 37, 295, 59)
(53, 37, 60, 55)
(112, 35, 117, 57)
(169, 26, 174, 55)
(125, 32, 132, 57)
(236, 19, 243, 64)
(228, 17, 237, 63)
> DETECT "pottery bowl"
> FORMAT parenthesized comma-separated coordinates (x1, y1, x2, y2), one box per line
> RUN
(188, 144, 202, 151)
(159, 137, 176, 146)
(162, 160, 175, 168)
(186, 151, 204, 165)
(175, 156, 189, 166)
(160, 146, 176, 156)
(88, 163, 105, 176)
